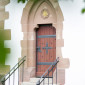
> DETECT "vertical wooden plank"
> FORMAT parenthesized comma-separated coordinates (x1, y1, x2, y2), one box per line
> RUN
(47, 26, 49, 72)
(43, 26, 46, 74)
(41, 26, 44, 75)
(37, 28, 41, 76)
(48, 26, 50, 76)
(40, 25, 43, 74)
(50, 25, 53, 76)
(36, 29, 38, 76)
(53, 27, 56, 73)
(39, 26, 42, 75)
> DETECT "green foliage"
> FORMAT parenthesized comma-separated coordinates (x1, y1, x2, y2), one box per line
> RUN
(81, 8, 85, 13)
(17, 0, 39, 3)
(0, 31, 7, 65)
(18, 0, 28, 3)
(34, 0, 39, 3)
(81, 0, 85, 14)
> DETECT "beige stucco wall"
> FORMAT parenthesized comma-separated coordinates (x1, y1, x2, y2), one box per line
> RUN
(21, 0, 70, 84)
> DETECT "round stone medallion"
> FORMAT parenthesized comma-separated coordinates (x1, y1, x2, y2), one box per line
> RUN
(41, 9, 49, 19)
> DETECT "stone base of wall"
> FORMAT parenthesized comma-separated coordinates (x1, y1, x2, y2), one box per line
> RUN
(19, 67, 36, 82)
(53, 69, 65, 85)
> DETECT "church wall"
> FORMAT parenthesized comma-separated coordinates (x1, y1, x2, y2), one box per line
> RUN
(4, 0, 85, 85)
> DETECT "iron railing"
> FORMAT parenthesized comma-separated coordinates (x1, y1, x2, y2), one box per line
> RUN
(36, 57, 59, 85)
(0, 56, 26, 85)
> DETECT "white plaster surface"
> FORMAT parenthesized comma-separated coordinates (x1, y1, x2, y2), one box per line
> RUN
(4, 0, 85, 85)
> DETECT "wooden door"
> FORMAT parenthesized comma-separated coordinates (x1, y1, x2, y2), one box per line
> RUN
(36, 24, 56, 77)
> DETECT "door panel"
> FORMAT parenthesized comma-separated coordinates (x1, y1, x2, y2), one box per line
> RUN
(36, 24, 56, 77)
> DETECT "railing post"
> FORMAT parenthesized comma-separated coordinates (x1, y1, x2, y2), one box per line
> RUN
(56, 64, 57, 84)
(36, 80, 40, 85)
(52, 65, 53, 85)
(18, 63, 19, 85)
(13, 68, 15, 85)
(22, 59, 25, 82)
(9, 72, 10, 85)
(43, 79, 45, 85)
(48, 70, 49, 85)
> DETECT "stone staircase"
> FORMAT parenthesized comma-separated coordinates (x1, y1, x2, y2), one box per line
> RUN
(21, 77, 58, 85)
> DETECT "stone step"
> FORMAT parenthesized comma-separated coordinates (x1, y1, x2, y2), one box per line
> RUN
(21, 78, 58, 85)
(30, 78, 53, 83)
(21, 82, 35, 85)
(21, 82, 58, 85)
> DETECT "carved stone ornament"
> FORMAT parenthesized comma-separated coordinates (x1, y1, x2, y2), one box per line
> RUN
(41, 9, 49, 19)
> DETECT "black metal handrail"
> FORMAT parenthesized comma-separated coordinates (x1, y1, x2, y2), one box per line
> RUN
(36, 57, 59, 85)
(0, 56, 26, 85)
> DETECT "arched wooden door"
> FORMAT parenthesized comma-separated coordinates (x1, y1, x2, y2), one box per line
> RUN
(36, 24, 56, 77)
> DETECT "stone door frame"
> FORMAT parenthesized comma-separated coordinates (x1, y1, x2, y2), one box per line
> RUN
(21, 0, 69, 84)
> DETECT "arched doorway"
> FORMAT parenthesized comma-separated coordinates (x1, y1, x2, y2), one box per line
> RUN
(21, 0, 70, 84)
(36, 24, 56, 77)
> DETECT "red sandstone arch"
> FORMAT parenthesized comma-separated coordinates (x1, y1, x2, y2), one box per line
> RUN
(21, 0, 69, 84)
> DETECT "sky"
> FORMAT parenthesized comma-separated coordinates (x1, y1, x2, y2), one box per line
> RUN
(4, 0, 85, 85)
